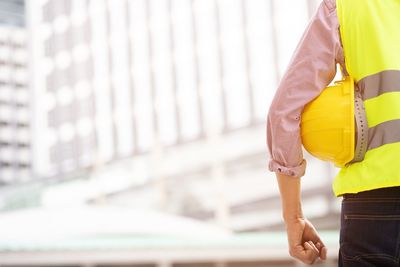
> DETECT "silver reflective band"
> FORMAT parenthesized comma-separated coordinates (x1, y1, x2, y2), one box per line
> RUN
(368, 120, 400, 151)
(359, 70, 400, 100)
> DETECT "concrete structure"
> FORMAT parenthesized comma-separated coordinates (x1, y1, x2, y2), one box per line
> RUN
(0, 205, 339, 267)
(0, 0, 30, 185)
(0, 237, 339, 267)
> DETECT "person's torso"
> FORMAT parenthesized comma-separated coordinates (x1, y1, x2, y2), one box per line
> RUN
(333, 0, 400, 196)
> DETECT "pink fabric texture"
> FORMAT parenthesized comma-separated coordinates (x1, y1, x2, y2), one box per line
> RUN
(267, 0, 344, 177)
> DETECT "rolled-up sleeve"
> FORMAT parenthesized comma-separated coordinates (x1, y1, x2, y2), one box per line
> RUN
(267, 0, 343, 177)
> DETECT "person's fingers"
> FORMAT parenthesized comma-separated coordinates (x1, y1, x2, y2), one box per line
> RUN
(307, 241, 319, 252)
(307, 229, 324, 246)
(313, 238, 326, 249)
(307, 231, 327, 259)
(307, 240, 329, 262)
(315, 241, 327, 260)
(289, 244, 311, 262)
(302, 242, 319, 265)
(286, 219, 326, 264)
(320, 246, 328, 260)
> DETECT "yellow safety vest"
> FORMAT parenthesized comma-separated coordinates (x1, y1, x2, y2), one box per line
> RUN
(333, 0, 400, 196)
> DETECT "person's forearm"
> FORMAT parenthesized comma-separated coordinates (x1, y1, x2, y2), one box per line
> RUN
(276, 173, 304, 222)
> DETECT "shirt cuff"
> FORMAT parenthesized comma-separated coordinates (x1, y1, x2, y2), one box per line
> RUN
(268, 159, 307, 177)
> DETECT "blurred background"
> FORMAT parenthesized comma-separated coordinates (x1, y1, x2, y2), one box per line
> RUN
(0, 0, 341, 266)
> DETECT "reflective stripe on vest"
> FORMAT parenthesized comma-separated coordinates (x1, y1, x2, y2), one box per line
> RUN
(333, 0, 400, 196)
(359, 70, 400, 150)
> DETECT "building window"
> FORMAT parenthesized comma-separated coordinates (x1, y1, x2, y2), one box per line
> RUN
(43, 0, 72, 22)
(72, 20, 91, 48)
(73, 58, 93, 84)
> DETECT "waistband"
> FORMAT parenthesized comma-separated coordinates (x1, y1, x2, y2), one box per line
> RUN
(343, 186, 400, 199)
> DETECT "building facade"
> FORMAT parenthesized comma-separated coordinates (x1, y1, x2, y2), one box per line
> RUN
(0, 0, 30, 184)
(30, 0, 320, 177)
(0, 0, 25, 27)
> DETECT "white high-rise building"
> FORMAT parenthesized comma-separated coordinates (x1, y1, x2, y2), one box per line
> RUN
(30, 0, 299, 177)
(0, 0, 30, 184)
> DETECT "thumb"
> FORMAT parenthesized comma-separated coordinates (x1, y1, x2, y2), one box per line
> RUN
(316, 242, 328, 260)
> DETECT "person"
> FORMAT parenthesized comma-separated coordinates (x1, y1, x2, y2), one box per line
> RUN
(267, 0, 400, 266)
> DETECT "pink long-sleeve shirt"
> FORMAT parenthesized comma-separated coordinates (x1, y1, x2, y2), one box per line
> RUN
(267, 0, 345, 177)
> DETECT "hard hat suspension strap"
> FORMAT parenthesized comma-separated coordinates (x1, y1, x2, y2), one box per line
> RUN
(351, 89, 368, 163)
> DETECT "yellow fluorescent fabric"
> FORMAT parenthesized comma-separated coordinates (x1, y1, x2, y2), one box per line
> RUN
(364, 92, 400, 127)
(333, 143, 400, 196)
(336, 0, 400, 81)
(334, 0, 400, 196)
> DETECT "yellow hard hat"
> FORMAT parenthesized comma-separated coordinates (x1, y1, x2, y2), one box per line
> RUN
(301, 76, 367, 167)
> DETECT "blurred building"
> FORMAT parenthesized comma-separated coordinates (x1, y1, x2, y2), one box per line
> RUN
(28, 0, 341, 232)
(0, 0, 30, 185)
(0, 0, 25, 27)
(30, 0, 320, 176)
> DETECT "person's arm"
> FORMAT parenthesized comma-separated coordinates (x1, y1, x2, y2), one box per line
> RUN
(276, 173, 327, 264)
(267, 1, 342, 264)
(267, 0, 341, 178)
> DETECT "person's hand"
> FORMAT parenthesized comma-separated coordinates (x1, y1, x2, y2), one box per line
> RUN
(285, 217, 327, 265)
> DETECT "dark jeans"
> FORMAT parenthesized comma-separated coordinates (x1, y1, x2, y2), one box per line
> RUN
(339, 186, 400, 267)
